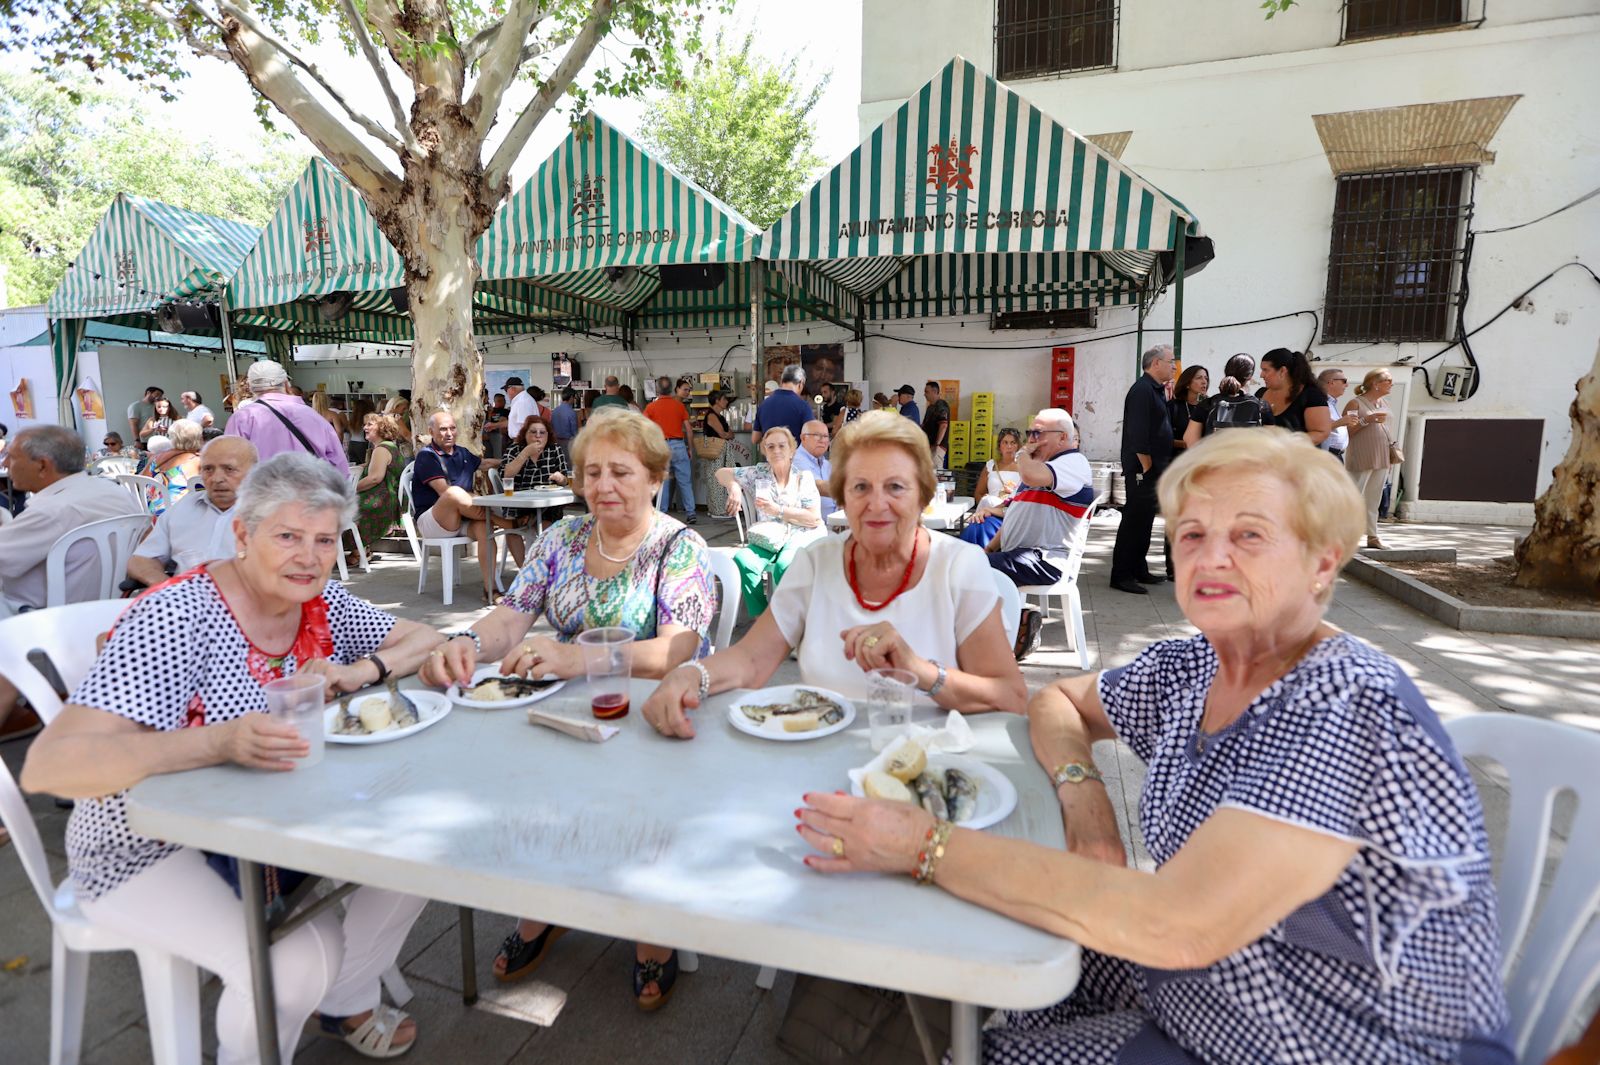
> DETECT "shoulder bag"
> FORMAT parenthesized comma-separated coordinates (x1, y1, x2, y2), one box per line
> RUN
(256, 397, 321, 455)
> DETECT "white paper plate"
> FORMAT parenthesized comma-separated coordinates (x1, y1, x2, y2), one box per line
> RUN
(451, 665, 566, 709)
(727, 685, 856, 742)
(850, 752, 1018, 831)
(324, 690, 452, 745)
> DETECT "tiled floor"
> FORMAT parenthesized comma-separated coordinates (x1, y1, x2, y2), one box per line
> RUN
(2, 512, 1594, 1063)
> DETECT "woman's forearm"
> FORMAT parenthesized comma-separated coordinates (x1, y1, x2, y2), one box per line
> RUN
(629, 629, 703, 679)
(686, 615, 790, 692)
(929, 667, 1025, 714)
(378, 621, 447, 677)
(468, 606, 536, 661)
(22, 717, 222, 799)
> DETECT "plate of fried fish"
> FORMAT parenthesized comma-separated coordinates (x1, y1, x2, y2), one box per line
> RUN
(728, 685, 856, 741)
(451, 665, 566, 709)
(325, 684, 453, 745)
(850, 737, 1017, 830)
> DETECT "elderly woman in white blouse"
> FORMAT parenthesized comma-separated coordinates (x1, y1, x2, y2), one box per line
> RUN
(644, 411, 1026, 738)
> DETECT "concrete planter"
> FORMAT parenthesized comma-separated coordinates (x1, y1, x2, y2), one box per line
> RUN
(1345, 556, 1600, 639)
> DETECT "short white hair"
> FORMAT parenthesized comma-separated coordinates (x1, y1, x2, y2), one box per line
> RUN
(236, 452, 355, 533)
(1033, 408, 1077, 440)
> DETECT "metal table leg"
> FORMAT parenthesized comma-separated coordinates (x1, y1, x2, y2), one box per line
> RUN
(458, 906, 478, 1005)
(950, 1001, 981, 1065)
(239, 859, 282, 1065)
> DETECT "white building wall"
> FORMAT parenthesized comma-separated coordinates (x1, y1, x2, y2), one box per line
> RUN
(858, 3, 1600, 519)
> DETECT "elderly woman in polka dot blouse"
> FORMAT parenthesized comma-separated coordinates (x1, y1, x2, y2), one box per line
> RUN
(796, 428, 1511, 1065)
(23, 453, 447, 1063)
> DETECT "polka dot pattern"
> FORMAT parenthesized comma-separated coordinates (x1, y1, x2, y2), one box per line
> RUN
(64, 569, 396, 900)
(978, 633, 1510, 1064)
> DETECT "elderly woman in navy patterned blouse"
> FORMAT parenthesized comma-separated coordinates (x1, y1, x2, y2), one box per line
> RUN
(22, 453, 446, 1063)
(796, 428, 1511, 1064)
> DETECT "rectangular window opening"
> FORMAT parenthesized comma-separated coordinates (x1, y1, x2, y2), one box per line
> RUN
(992, 308, 1098, 331)
(1343, 0, 1464, 41)
(996, 0, 1118, 80)
(1322, 166, 1473, 344)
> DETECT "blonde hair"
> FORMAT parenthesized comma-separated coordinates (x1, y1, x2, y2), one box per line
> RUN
(569, 409, 669, 490)
(364, 413, 407, 444)
(827, 410, 937, 508)
(1354, 369, 1393, 397)
(311, 390, 331, 415)
(845, 388, 863, 408)
(759, 425, 797, 453)
(1157, 427, 1364, 604)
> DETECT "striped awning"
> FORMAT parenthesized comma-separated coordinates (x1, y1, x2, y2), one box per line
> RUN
(758, 56, 1202, 317)
(46, 194, 260, 320)
(229, 158, 407, 312)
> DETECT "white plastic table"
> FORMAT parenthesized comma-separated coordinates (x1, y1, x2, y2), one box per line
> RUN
(827, 495, 975, 533)
(472, 487, 577, 538)
(127, 678, 1079, 1065)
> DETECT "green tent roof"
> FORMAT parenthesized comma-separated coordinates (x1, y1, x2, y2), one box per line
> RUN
(758, 56, 1204, 318)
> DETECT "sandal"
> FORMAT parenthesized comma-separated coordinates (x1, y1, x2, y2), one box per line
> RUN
(317, 1004, 415, 1059)
(494, 923, 566, 983)
(633, 949, 680, 1012)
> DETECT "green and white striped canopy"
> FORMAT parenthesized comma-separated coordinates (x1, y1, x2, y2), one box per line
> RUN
(759, 56, 1203, 317)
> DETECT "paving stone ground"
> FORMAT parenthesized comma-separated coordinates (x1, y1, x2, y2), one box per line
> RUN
(2, 512, 1594, 1063)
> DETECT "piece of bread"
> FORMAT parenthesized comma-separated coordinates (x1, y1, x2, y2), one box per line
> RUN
(357, 697, 393, 733)
(884, 741, 927, 782)
(781, 710, 822, 732)
(863, 771, 915, 804)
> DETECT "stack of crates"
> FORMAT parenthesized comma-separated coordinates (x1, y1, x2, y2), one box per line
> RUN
(947, 420, 971, 468)
(969, 392, 995, 463)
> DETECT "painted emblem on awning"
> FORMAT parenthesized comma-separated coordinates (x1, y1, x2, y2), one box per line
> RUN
(927, 139, 978, 195)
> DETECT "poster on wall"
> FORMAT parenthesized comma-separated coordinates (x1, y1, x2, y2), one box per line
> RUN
(76, 378, 106, 421)
(763, 345, 801, 388)
(801, 344, 844, 401)
(551, 354, 577, 389)
(485, 368, 533, 402)
(75, 350, 108, 440)
(8, 377, 33, 420)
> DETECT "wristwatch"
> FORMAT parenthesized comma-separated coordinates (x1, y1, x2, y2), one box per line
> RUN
(1051, 762, 1104, 787)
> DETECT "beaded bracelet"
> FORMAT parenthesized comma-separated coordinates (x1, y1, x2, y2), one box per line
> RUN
(682, 660, 712, 702)
(912, 819, 955, 885)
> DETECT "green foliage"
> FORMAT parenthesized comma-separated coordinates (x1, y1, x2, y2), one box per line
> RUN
(1260, 0, 1298, 17)
(639, 32, 826, 228)
(0, 70, 306, 305)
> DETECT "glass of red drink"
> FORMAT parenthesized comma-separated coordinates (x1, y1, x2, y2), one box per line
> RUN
(576, 627, 635, 719)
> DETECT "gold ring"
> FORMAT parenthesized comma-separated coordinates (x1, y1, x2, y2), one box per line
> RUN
(831, 837, 845, 858)
(863, 636, 880, 649)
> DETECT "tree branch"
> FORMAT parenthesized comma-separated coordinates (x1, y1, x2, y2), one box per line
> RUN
(205, 0, 408, 156)
(360, 0, 414, 80)
(336, 0, 419, 154)
(466, 0, 544, 140)
(485, 0, 615, 191)
(206, 2, 402, 202)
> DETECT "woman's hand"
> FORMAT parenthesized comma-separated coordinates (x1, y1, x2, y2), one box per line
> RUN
(641, 666, 701, 739)
(725, 487, 744, 515)
(297, 657, 376, 696)
(550, 471, 568, 486)
(214, 713, 309, 772)
(839, 622, 932, 686)
(754, 494, 780, 517)
(796, 792, 934, 875)
(500, 634, 582, 680)
(420, 635, 478, 688)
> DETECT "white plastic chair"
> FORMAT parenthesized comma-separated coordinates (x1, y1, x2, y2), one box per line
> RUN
(705, 549, 743, 652)
(1444, 714, 1600, 1064)
(0, 602, 129, 723)
(992, 569, 1021, 647)
(88, 457, 136, 478)
(398, 461, 474, 606)
(485, 468, 535, 593)
(1015, 502, 1097, 670)
(112, 473, 160, 511)
(334, 522, 370, 583)
(43, 513, 152, 608)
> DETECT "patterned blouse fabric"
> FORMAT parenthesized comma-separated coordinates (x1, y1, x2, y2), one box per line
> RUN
(63, 569, 397, 901)
(731, 463, 825, 545)
(1345, 396, 1393, 473)
(500, 512, 715, 656)
(502, 442, 571, 491)
(984, 633, 1510, 1065)
(353, 440, 403, 547)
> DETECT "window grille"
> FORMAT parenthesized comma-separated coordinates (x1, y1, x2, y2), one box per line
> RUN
(991, 308, 1097, 330)
(1322, 167, 1473, 343)
(1343, 0, 1464, 41)
(995, 0, 1117, 80)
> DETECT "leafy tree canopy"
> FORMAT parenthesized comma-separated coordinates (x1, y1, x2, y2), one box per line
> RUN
(639, 31, 826, 228)
(0, 69, 305, 306)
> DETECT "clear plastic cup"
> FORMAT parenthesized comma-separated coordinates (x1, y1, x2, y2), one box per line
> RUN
(866, 667, 917, 751)
(577, 627, 635, 720)
(263, 673, 327, 768)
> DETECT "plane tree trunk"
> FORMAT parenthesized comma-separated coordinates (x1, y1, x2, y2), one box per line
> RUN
(1513, 337, 1600, 598)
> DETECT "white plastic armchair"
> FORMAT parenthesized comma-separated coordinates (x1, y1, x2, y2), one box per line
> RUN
(1014, 502, 1098, 670)
(43, 513, 153, 607)
(0, 601, 129, 723)
(398, 461, 474, 606)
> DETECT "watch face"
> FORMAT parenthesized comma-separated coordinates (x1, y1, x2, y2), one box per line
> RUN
(1062, 765, 1085, 782)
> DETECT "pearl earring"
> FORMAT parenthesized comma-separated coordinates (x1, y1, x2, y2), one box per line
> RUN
(237, 548, 247, 560)
(1313, 581, 1324, 593)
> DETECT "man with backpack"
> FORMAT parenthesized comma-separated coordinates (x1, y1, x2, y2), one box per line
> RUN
(1110, 345, 1176, 595)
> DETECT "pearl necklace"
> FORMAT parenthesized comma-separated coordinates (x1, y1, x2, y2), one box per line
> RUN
(595, 517, 652, 563)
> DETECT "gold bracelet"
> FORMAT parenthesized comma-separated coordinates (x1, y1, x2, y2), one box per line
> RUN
(913, 820, 955, 885)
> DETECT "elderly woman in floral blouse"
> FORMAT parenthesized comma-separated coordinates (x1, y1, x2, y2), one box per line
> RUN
(421, 409, 715, 1013)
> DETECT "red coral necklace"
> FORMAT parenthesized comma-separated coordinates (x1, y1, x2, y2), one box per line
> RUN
(847, 531, 921, 612)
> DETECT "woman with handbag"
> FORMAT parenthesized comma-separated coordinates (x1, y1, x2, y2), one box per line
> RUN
(715, 426, 825, 616)
(1344, 369, 1399, 549)
(701, 389, 750, 518)
(21, 454, 444, 1061)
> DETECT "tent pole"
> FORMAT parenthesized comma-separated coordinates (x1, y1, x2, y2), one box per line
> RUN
(218, 289, 242, 398)
(1172, 236, 1186, 366)
(749, 260, 766, 399)
(1135, 284, 1147, 379)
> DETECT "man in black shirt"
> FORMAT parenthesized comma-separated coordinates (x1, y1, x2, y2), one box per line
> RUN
(921, 380, 951, 466)
(818, 382, 844, 427)
(1110, 345, 1176, 594)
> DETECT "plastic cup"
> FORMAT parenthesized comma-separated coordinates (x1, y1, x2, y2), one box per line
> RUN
(866, 667, 917, 751)
(577, 627, 635, 720)
(503, 482, 516, 497)
(263, 673, 327, 768)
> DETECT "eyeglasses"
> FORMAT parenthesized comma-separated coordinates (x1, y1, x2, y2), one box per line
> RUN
(1026, 429, 1063, 439)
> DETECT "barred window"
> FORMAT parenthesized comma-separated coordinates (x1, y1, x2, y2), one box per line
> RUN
(1343, 0, 1463, 41)
(996, 0, 1117, 80)
(1322, 167, 1473, 343)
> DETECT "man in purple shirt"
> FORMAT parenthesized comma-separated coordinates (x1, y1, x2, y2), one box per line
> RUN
(224, 361, 347, 472)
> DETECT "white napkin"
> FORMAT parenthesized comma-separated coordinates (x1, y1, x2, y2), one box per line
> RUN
(847, 710, 975, 791)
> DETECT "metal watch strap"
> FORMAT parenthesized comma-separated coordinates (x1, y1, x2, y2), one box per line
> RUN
(1051, 762, 1104, 787)
(925, 660, 948, 698)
